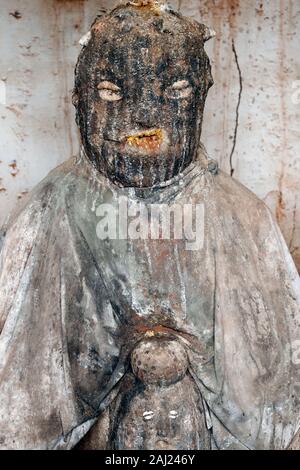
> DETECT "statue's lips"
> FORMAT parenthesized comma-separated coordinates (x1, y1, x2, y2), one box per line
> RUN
(125, 129, 163, 152)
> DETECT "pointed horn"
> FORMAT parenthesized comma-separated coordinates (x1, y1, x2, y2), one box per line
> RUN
(129, 1, 155, 5)
(128, 1, 166, 8)
(79, 31, 92, 47)
(203, 26, 216, 42)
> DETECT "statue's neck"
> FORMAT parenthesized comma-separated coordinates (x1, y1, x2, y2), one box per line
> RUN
(81, 143, 211, 190)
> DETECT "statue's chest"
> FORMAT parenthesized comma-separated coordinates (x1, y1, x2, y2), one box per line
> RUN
(94, 234, 213, 331)
(77, 185, 214, 332)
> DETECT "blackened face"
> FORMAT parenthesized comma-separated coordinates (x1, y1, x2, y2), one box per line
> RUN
(75, 8, 213, 187)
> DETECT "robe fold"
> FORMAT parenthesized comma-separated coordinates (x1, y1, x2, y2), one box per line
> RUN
(0, 150, 299, 450)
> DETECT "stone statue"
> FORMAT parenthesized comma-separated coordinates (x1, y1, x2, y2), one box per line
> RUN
(0, 0, 299, 450)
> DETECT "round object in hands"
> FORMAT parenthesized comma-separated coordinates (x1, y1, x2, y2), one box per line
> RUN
(131, 336, 188, 386)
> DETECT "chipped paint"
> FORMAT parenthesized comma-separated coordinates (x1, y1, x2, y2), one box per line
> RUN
(0, 80, 6, 105)
(9, 11, 22, 20)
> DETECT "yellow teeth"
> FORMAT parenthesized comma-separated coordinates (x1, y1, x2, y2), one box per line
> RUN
(126, 129, 163, 151)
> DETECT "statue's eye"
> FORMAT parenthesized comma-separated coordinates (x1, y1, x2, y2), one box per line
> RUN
(167, 80, 193, 99)
(143, 411, 154, 421)
(169, 410, 178, 419)
(98, 81, 123, 102)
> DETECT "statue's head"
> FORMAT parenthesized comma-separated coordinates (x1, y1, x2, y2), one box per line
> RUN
(73, 1, 214, 187)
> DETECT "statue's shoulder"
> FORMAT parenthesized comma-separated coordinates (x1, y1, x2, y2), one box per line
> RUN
(214, 169, 271, 220)
(2, 158, 78, 235)
(33, 158, 78, 195)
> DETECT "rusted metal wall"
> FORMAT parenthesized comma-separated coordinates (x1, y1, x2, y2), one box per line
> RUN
(0, 0, 299, 270)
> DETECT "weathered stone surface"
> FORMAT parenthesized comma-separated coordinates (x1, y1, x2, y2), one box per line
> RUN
(0, 0, 299, 451)
(73, 2, 213, 188)
(131, 337, 188, 386)
(0, 149, 299, 449)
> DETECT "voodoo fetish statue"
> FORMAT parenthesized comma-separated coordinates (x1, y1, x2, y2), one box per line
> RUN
(0, 0, 300, 451)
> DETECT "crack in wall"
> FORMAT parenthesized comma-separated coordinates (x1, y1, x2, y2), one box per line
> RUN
(229, 39, 243, 177)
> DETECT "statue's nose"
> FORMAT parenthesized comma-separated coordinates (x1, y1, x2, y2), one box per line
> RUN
(157, 421, 170, 439)
(134, 107, 156, 130)
(135, 116, 155, 130)
(133, 88, 162, 129)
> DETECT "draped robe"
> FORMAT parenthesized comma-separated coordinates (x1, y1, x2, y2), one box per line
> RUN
(0, 149, 299, 450)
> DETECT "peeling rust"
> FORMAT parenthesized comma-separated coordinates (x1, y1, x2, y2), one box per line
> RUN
(17, 191, 29, 200)
(8, 160, 19, 178)
(8, 161, 17, 171)
(255, 3, 264, 17)
(9, 11, 22, 20)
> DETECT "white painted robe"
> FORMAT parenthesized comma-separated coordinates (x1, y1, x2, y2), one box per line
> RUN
(0, 149, 299, 449)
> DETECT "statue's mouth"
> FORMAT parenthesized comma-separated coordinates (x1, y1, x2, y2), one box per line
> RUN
(125, 129, 163, 152)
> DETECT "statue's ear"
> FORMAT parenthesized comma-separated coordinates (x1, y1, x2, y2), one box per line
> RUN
(201, 24, 216, 42)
